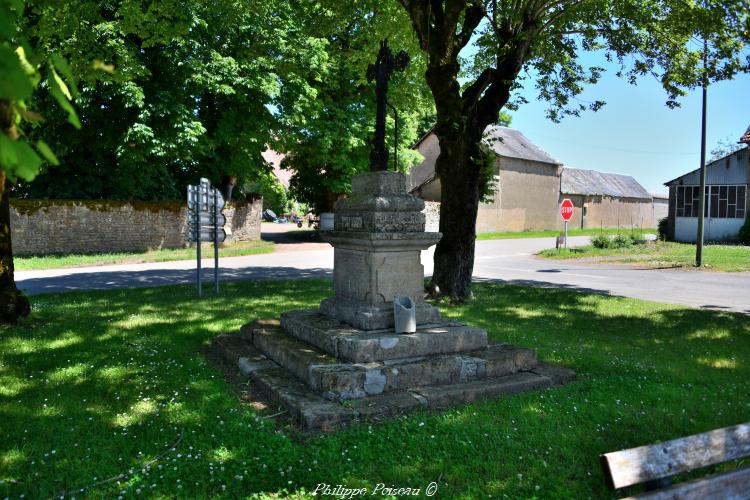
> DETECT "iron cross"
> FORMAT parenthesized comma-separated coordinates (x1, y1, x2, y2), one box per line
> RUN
(366, 39, 409, 172)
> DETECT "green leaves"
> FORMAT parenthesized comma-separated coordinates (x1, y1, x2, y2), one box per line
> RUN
(47, 69, 81, 129)
(35, 140, 59, 166)
(0, 45, 33, 100)
(1, 0, 81, 185)
(0, 134, 43, 181)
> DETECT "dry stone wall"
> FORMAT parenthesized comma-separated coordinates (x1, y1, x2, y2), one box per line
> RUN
(10, 198, 261, 256)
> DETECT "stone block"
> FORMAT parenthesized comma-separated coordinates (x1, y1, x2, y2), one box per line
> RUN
(411, 372, 553, 409)
(335, 324, 488, 363)
(280, 310, 347, 357)
(282, 310, 487, 363)
(319, 297, 442, 331)
(240, 318, 280, 341)
(474, 343, 538, 377)
(250, 367, 357, 432)
(238, 357, 277, 377)
(377, 355, 487, 390)
(310, 364, 367, 400)
(350, 171, 408, 195)
(335, 209, 425, 233)
(252, 326, 339, 385)
(211, 332, 266, 366)
(346, 392, 425, 420)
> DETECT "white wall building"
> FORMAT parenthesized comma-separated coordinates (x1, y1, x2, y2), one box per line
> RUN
(664, 134, 749, 242)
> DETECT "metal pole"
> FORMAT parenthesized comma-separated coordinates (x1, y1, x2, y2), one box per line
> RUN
(564, 220, 568, 249)
(213, 189, 219, 294)
(696, 37, 708, 267)
(196, 188, 202, 298)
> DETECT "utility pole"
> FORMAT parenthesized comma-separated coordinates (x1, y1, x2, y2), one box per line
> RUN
(695, 37, 708, 267)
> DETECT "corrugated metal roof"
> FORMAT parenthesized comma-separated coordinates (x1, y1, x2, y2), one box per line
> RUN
(561, 168, 651, 200)
(484, 126, 561, 165)
(663, 147, 749, 186)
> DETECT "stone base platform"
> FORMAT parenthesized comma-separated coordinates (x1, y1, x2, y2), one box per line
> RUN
(211, 312, 575, 431)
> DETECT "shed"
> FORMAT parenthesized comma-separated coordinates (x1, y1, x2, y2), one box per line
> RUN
(410, 126, 563, 232)
(560, 168, 655, 230)
(663, 146, 749, 242)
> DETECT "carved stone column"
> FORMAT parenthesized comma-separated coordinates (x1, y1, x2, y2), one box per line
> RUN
(319, 171, 442, 330)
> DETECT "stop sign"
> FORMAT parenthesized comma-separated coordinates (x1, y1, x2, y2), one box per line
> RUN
(560, 198, 574, 221)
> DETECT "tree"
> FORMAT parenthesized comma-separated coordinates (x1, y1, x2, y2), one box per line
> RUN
(274, 0, 434, 212)
(1, 0, 80, 322)
(397, 0, 750, 300)
(16, 0, 284, 202)
(709, 135, 746, 162)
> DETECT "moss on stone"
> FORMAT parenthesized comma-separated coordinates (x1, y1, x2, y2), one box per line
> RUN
(10, 199, 185, 216)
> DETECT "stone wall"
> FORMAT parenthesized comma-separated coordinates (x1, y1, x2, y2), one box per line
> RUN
(423, 201, 440, 232)
(479, 157, 562, 233)
(10, 198, 262, 256)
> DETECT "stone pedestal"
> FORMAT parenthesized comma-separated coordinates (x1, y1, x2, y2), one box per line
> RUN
(210, 171, 575, 431)
(319, 172, 441, 330)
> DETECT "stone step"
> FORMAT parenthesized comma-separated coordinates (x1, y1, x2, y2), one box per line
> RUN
(247, 322, 538, 400)
(409, 371, 553, 409)
(248, 365, 561, 431)
(249, 367, 357, 432)
(280, 309, 488, 363)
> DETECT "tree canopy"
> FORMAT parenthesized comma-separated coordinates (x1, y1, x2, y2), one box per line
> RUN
(273, 0, 435, 212)
(15, 0, 285, 201)
(396, 0, 750, 299)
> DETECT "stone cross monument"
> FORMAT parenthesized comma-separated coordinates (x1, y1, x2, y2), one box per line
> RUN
(213, 41, 574, 431)
(366, 39, 409, 172)
(319, 171, 442, 330)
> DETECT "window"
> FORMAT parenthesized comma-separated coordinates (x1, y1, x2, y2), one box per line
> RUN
(675, 185, 746, 219)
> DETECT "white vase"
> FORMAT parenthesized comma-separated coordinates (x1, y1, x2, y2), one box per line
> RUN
(393, 296, 417, 334)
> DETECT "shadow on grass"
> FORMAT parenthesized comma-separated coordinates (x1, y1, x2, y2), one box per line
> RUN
(17, 266, 332, 295)
(0, 279, 748, 498)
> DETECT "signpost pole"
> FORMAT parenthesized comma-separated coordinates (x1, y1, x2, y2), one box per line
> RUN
(213, 189, 219, 294)
(195, 187, 202, 298)
(564, 220, 568, 249)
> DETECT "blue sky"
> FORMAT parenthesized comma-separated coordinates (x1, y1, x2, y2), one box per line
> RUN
(506, 53, 748, 195)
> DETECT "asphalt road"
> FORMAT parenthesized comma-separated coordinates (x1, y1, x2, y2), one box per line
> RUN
(15, 235, 750, 314)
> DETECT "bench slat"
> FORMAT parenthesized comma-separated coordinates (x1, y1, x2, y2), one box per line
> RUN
(601, 422, 750, 489)
(623, 465, 750, 500)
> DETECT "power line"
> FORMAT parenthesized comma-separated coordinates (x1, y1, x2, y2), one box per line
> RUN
(532, 134, 695, 156)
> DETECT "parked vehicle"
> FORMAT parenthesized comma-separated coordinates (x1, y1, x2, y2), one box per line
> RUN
(262, 209, 278, 222)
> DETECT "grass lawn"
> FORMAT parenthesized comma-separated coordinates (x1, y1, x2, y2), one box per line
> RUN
(539, 241, 750, 272)
(2, 280, 749, 498)
(476, 227, 656, 240)
(14, 241, 275, 271)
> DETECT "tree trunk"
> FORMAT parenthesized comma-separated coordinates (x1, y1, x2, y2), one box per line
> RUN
(430, 133, 483, 300)
(0, 99, 31, 323)
(0, 171, 30, 323)
(219, 174, 237, 202)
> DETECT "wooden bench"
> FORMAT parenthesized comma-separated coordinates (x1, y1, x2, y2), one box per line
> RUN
(600, 422, 750, 499)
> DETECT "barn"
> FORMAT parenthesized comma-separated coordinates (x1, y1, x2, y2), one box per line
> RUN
(409, 126, 563, 233)
(409, 126, 659, 233)
(560, 168, 655, 230)
(663, 141, 749, 242)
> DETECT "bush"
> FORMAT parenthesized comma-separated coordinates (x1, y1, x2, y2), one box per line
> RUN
(591, 235, 611, 249)
(612, 234, 632, 248)
(740, 218, 750, 246)
(657, 217, 669, 241)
